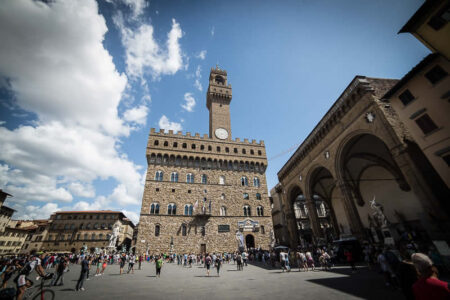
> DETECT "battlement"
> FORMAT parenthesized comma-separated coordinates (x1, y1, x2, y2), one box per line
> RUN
(210, 67, 227, 76)
(149, 128, 264, 146)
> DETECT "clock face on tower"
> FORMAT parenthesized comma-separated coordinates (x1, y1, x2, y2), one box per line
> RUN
(215, 128, 229, 140)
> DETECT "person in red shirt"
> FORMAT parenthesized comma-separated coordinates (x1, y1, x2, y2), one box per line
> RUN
(344, 249, 356, 273)
(412, 253, 450, 300)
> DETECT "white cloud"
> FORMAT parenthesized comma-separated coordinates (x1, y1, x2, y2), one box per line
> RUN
(11, 202, 60, 220)
(118, 0, 147, 19)
(121, 209, 139, 225)
(193, 65, 203, 91)
(0, 0, 144, 218)
(158, 115, 182, 132)
(0, 0, 129, 137)
(115, 15, 184, 80)
(68, 182, 96, 198)
(196, 50, 207, 60)
(123, 105, 148, 125)
(181, 93, 196, 112)
(0, 121, 5, 126)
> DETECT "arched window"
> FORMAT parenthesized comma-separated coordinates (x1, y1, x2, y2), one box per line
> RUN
(86, 223, 91, 230)
(220, 206, 227, 216)
(225, 147, 229, 153)
(91, 233, 96, 240)
(191, 144, 196, 149)
(154, 140, 159, 146)
(186, 173, 194, 183)
(171, 172, 178, 182)
(241, 176, 248, 186)
(64, 224, 69, 230)
(256, 193, 262, 200)
(182, 143, 187, 148)
(208, 145, 212, 151)
(94, 223, 99, 229)
(253, 177, 260, 187)
(201, 174, 208, 184)
(217, 146, 221, 152)
(242, 149, 246, 154)
(200, 145, 205, 150)
(106, 234, 111, 240)
(219, 176, 225, 185)
(258, 150, 262, 155)
(234, 148, 238, 153)
(168, 203, 176, 215)
(250, 149, 254, 155)
(243, 205, 251, 217)
(155, 171, 163, 181)
(155, 224, 160, 237)
(243, 193, 249, 200)
(70, 224, 75, 230)
(184, 204, 193, 216)
(150, 203, 160, 214)
(182, 224, 187, 236)
(173, 142, 178, 148)
(164, 141, 168, 147)
(108, 224, 112, 230)
(79, 223, 84, 230)
(99, 233, 103, 240)
(257, 206, 264, 216)
(84, 233, 88, 240)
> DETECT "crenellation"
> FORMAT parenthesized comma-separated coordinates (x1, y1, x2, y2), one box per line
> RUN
(137, 67, 273, 255)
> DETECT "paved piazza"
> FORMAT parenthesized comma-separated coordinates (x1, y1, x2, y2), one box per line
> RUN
(37, 262, 403, 300)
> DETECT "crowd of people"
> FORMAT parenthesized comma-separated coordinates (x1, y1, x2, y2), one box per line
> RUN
(0, 244, 448, 299)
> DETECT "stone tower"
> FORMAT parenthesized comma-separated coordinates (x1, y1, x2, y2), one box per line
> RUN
(207, 67, 232, 140)
(136, 67, 273, 255)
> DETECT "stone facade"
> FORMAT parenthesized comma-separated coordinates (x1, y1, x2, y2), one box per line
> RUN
(42, 211, 134, 253)
(136, 67, 273, 255)
(273, 75, 450, 248)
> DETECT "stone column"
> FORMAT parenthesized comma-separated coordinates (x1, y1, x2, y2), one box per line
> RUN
(304, 190, 322, 240)
(277, 188, 299, 248)
(336, 180, 365, 239)
(391, 150, 450, 240)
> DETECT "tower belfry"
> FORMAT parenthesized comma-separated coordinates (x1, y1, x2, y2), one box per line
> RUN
(207, 66, 232, 140)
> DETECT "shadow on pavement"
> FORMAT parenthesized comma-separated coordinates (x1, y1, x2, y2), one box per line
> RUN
(60, 288, 76, 292)
(194, 275, 219, 278)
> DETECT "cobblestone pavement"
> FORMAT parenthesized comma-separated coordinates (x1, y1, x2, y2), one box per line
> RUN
(25, 262, 403, 300)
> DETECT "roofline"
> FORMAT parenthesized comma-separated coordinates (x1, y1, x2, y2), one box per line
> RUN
(398, 0, 441, 34)
(53, 210, 123, 214)
(0, 206, 16, 213)
(382, 53, 438, 100)
(277, 75, 369, 178)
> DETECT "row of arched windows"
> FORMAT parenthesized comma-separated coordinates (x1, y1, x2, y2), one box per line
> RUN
(49, 233, 111, 241)
(56, 223, 113, 230)
(149, 154, 266, 173)
(153, 140, 263, 156)
(149, 203, 263, 216)
(154, 171, 261, 187)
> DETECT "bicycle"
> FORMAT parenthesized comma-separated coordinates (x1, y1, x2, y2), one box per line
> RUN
(22, 273, 55, 300)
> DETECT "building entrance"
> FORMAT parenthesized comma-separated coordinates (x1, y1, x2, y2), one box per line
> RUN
(245, 234, 255, 249)
(200, 243, 206, 254)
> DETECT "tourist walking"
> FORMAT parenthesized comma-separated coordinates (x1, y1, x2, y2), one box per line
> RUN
(119, 254, 126, 275)
(76, 256, 90, 291)
(138, 255, 143, 270)
(127, 254, 135, 274)
(215, 256, 221, 276)
(344, 249, 356, 273)
(156, 255, 163, 278)
(237, 253, 243, 271)
(53, 257, 67, 286)
(205, 254, 212, 276)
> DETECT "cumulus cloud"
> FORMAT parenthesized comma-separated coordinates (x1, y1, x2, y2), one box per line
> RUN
(181, 93, 196, 112)
(115, 15, 184, 80)
(13, 203, 61, 220)
(158, 115, 182, 132)
(123, 105, 148, 125)
(0, 0, 128, 137)
(196, 50, 207, 60)
(0, 0, 144, 219)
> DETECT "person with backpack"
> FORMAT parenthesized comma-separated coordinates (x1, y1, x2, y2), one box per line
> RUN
(16, 254, 47, 300)
(205, 254, 212, 276)
(75, 255, 90, 291)
(215, 255, 221, 277)
(236, 253, 243, 271)
(52, 256, 67, 286)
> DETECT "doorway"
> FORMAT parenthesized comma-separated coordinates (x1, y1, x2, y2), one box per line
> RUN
(245, 234, 255, 250)
(200, 243, 206, 254)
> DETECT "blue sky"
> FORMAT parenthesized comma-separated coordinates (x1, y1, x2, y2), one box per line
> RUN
(0, 0, 429, 224)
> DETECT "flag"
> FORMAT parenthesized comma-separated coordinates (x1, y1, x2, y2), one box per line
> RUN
(194, 199, 198, 212)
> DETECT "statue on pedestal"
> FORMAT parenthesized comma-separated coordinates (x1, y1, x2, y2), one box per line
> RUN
(370, 196, 389, 227)
(107, 223, 120, 252)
